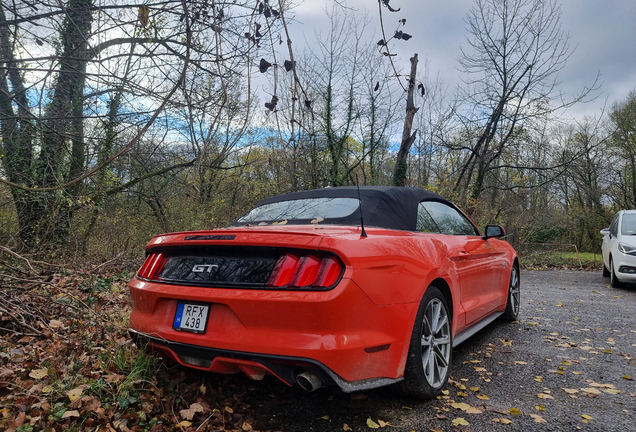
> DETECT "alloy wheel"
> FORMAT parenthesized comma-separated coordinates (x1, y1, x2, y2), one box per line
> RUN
(420, 298, 451, 387)
(509, 266, 520, 316)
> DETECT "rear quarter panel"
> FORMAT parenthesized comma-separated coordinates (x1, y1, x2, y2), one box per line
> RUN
(319, 229, 518, 333)
(318, 229, 459, 306)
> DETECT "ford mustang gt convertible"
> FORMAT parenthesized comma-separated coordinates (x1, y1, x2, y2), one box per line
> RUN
(128, 186, 520, 398)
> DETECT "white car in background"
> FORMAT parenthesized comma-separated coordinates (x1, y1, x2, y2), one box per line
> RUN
(601, 209, 636, 287)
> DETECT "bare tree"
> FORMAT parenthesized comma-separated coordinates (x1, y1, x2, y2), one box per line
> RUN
(451, 0, 598, 201)
(608, 90, 636, 208)
(0, 0, 282, 249)
(393, 53, 418, 187)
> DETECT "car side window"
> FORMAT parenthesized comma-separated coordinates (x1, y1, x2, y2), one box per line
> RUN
(610, 214, 619, 237)
(419, 201, 478, 236)
(416, 203, 441, 233)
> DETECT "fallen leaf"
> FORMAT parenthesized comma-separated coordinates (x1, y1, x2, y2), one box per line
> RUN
(604, 389, 621, 394)
(452, 418, 470, 426)
(177, 421, 192, 427)
(469, 386, 480, 392)
(535, 405, 545, 411)
(319, 415, 329, 420)
(582, 388, 602, 395)
(225, 406, 234, 414)
(477, 394, 490, 400)
(581, 414, 593, 423)
(1, 408, 10, 418)
(180, 403, 204, 420)
(562, 388, 579, 394)
(0, 368, 15, 379)
(343, 424, 352, 431)
(508, 408, 521, 415)
(623, 375, 633, 380)
(590, 382, 615, 389)
(29, 368, 48, 379)
(367, 418, 380, 429)
(113, 419, 129, 431)
(49, 319, 63, 329)
(105, 373, 125, 383)
(242, 421, 253, 431)
(67, 387, 84, 402)
(450, 403, 482, 414)
(515, 361, 527, 365)
(530, 414, 547, 424)
(61, 410, 80, 419)
(537, 393, 554, 399)
(556, 302, 563, 307)
(474, 367, 487, 372)
(378, 420, 389, 427)
(499, 418, 513, 425)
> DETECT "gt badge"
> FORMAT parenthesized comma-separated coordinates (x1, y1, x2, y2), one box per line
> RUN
(192, 264, 219, 273)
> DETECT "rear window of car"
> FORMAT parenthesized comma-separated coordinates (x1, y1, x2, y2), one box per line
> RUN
(621, 213, 636, 235)
(237, 198, 360, 223)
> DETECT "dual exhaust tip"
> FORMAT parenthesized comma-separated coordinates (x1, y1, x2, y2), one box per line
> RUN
(295, 371, 323, 392)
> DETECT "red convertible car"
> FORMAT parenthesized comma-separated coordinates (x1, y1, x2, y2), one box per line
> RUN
(128, 186, 520, 398)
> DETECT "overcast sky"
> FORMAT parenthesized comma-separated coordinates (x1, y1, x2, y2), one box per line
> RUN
(289, 0, 636, 119)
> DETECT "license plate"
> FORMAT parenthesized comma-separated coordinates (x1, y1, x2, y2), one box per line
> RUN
(173, 302, 210, 333)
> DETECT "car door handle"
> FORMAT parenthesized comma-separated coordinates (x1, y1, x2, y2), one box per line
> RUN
(459, 251, 469, 256)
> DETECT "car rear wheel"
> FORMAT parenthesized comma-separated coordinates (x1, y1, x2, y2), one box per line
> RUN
(610, 257, 622, 288)
(501, 264, 520, 321)
(392, 285, 452, 399)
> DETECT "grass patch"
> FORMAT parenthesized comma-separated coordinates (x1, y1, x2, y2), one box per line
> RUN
(521, 250, 601, 270)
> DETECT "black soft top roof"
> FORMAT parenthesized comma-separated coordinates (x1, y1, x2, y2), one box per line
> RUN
(233, 186, 453, 231)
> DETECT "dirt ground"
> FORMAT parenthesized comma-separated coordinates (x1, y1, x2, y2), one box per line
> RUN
(2, 269, 634, 432)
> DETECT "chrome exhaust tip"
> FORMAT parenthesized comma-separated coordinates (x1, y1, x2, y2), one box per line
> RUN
(296, 371, 323, 392)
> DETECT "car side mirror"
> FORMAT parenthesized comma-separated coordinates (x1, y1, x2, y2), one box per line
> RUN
(600, 228, 610, 237)
(483, 224, 505, 239)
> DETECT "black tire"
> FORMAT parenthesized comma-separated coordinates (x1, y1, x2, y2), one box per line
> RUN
(610, 257, 622, 288)
(392, 286, 452, 399)
(602, 262, 610, 277)
(501, 264, 520, 321)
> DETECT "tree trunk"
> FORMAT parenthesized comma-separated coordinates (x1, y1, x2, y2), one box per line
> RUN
(393, 54, 418, 187)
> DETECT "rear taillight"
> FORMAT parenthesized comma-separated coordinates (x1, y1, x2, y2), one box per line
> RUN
(137, 253, 167, 279)
(267, 253, 344, 289)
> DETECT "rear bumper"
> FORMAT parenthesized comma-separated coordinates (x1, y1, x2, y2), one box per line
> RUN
(129, 329, 402, 392)
(128, 276, 418, 384)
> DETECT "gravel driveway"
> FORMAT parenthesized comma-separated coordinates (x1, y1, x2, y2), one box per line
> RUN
(236, 270, 636, 432)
